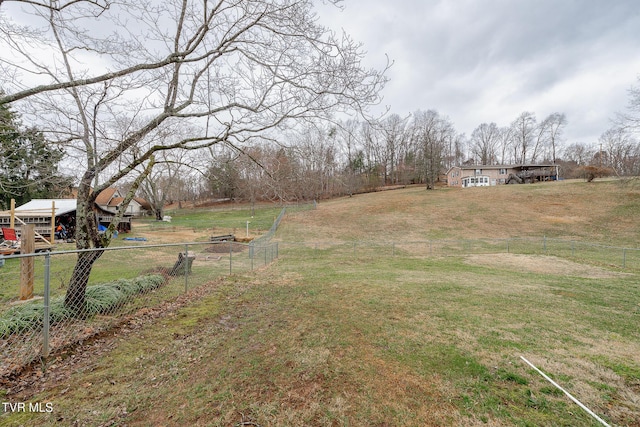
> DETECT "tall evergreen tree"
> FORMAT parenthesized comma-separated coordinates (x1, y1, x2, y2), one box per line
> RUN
(0, 101, 71, 209)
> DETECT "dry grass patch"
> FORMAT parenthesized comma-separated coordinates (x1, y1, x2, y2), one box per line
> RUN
(127, 226, 211, 243)
(464, 253, 630, 279)
(282, 180, 640, 244)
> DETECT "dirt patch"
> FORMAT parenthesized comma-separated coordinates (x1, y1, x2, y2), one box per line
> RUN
(204, 242, 247, 253)
(464, 253, 628, 279)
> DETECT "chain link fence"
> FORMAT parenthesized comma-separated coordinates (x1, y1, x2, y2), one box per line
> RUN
(0, 240, 278, 378)
(0, 202, 320, 377)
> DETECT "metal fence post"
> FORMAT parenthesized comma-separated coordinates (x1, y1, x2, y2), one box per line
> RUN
(184, 244, 189, 293)
(506, 238, 510, 254)
(42, 252, 51, 359)
(229, 240, 233, 274)
(392, 242, 395, 256)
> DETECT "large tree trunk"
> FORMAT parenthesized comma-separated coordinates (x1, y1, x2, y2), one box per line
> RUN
(64, 250, 103, 315)
(65, 172, 103, 314)
(64, 161, 154, 314)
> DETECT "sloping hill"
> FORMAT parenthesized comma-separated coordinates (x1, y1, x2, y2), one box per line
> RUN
(280, 179, 640, 245)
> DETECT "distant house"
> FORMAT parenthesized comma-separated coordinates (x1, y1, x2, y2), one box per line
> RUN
(95, 188, 147, 217)
(0, 188, 151, 238)
(134, 197, 152, 215)
(446, 164, 559, 188)
(95, 188, 152, 231)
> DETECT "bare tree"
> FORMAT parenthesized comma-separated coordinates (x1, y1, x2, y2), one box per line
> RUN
(613, 77, 640, 177)
(1, 0, 387, 313)
(360, 121, 384, 189)
(599, 127, 640, 176)
(530, 117, 550, 163)
(138, 149, 192, 221)
(616, 76, 640, 134)
(545, 112, 567, 164)
(0, 0, 111, 13)
(334, 118, 363, 195)
(380, 113, 408, 184)
(562, 142, 593, 165)
(527, 112, 567, 163)
(497, 126, 514, 164)
(441, 130, 464, 171)
(470, 122, 499, 164)
(411, 110, 454, 190)
(294, 125, 339, 199)
(205, 146, 241, 201)
(510, 112, 537, 164)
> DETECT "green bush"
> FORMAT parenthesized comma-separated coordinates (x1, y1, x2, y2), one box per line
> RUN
(85, 284, 126, 314)
(0, 274, 165, 337)
(0, 317, 14, 338)
(112, 275, 164, 297)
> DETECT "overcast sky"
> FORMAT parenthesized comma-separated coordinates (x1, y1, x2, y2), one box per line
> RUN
(317, 0, 640, 144)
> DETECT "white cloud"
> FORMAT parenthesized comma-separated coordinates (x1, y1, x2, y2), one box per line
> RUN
(317, 0, 640, 142)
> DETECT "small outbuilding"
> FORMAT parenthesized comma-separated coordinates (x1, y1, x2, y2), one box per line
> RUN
(0, 189, 151, 239)
(0, 199, 77, 241)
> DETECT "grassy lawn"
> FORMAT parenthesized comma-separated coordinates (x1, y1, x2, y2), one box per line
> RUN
(136, 204, 287, 236)
(2, 180, 639, 426)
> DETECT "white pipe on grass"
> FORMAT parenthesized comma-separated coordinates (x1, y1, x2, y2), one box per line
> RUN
(520, 356, 611, 427)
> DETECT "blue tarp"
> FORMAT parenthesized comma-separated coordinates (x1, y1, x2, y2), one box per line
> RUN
(98, 224, 118, 238)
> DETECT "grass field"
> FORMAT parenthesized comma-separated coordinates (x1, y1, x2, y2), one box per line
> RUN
(2, 179, 639, 426)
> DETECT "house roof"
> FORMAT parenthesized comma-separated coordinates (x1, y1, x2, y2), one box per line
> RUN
(108, 197, 124, 207)
(13, 199, 77, 217)
(95, 187, 118, 206)
(448, 164, 556, 173)
(134, 197, 152, 210)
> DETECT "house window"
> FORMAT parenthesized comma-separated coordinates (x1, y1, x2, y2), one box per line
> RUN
(475, 169, 482, 175)
(499, 168, 507, 175)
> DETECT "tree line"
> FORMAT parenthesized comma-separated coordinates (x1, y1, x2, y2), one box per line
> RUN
(192, 106, 640, 207)
(3, 98, 640, 219)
